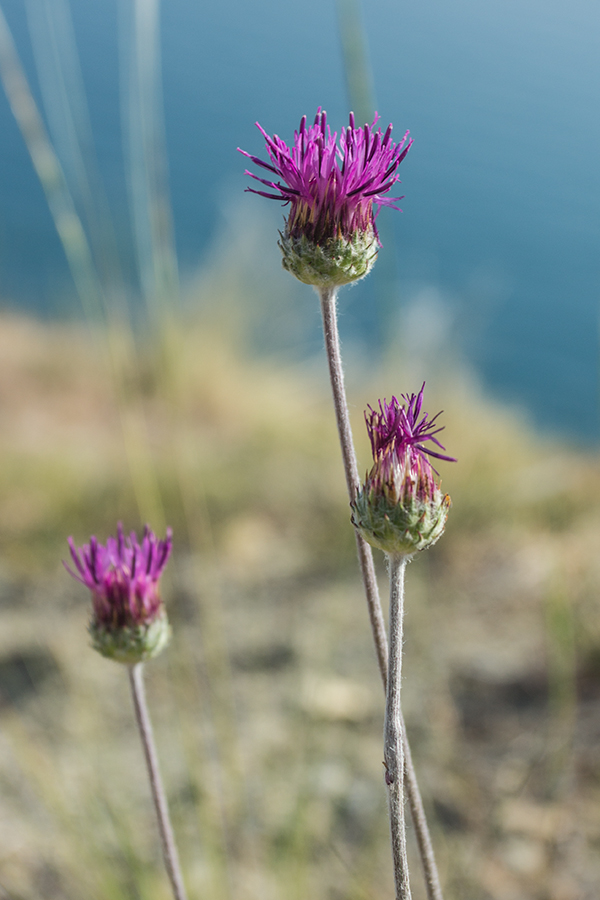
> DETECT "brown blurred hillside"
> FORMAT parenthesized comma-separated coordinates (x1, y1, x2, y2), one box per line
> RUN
(0, 311, 599, 900)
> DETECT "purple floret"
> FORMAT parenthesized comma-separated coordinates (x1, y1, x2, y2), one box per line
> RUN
(366, 384, 456, 474)
(64, 523, 172, 629)
(239, 109, 412, 244)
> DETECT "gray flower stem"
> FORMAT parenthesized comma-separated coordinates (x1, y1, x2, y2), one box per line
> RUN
(403, 721, 444, 900)
(128, 663, 189, 900)
(318, 285, 444, 900)
(385, 554, 411, 899)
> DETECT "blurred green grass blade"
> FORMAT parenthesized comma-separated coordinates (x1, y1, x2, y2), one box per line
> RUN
(0, 3, 105, 325)
(119, 0, 180, 325)
(335, 0, 376, 125)
(25, 0, 126, 308)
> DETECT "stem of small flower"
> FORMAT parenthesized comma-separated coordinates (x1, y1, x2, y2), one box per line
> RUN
(318, 286, 444, 900)
(128, 663, 189, 900)
(385, 554, 411, 900)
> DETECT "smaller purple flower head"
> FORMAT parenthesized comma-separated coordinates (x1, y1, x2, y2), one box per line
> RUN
(65, 524, 173, 664)
(239, 109, 412, 287)
(352, 385, 455, 557)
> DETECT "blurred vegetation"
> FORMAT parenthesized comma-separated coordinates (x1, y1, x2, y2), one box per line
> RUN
(0, 291, 599, 899)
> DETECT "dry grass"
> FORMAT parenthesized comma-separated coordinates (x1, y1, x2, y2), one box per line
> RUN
(0, 309, 599, 900)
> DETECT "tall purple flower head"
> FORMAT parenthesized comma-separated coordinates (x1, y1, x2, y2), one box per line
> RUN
(239, 109, 412, 287)
(65, 524, 173, 664)
(352, 385, 454, 556)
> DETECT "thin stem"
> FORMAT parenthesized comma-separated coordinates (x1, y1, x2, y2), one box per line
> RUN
(403, 736, 444, 900)
(128, 663, 189, 900)
(385, 555, 411, 899)
(318, 286, 444, 900)
(318, 286, 388, 678)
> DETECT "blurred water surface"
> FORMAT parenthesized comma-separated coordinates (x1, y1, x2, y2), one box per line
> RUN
(0, 0, 597, 437)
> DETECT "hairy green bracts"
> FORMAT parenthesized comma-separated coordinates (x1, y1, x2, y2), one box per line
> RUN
(352, 482, 450, 556)
(89, 611, 172, 665)
(278, 230, 378, 287)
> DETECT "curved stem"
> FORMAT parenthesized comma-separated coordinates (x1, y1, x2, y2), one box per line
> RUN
(318, 286, 444, 900)
(129, 663, 189, 900)
(385, 554, 411, 899)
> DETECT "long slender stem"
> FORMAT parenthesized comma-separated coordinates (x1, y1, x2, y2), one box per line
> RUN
(318, 286, 388, 676)
(318, 286, 444, 900)
(128, 663, 189, 900)
(385, 554, 411, 899)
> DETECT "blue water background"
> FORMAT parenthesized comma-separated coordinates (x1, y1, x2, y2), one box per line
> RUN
(0, 0, 598, 438)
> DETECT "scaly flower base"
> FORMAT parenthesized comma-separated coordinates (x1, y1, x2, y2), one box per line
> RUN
(279, 230, 378, 287)
(90, 612, 172, 664)
(352, 487, 450, 556)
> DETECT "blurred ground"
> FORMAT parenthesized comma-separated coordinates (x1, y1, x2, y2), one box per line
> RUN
(0, 311, 599, 900)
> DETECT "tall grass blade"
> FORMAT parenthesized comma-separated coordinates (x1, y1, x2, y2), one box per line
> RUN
(120, 0, 179, 327)
(25, 0, 126, 310)
(0, 3, 104, 325)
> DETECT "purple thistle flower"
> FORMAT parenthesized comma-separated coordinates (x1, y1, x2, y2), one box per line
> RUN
(352, 386, 454, 556)
(65, 524, 173, 663)
(239, 109, 412, 246)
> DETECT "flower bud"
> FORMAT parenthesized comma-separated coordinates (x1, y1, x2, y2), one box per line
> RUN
(351, 387, 455, 556)
(64, 524, 173, 664)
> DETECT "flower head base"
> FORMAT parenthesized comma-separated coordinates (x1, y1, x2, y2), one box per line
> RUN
(65, 524, 173, 664)
(239, 109, 412, 287)
(351, 386, 455, 556)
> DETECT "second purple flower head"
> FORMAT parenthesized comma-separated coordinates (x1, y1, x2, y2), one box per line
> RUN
(351, 385, 455, 556)
(239, 109, 412, 287)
